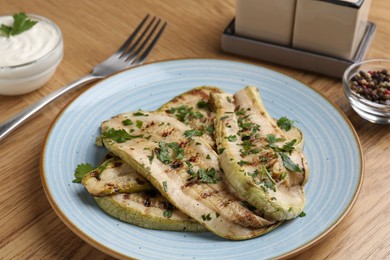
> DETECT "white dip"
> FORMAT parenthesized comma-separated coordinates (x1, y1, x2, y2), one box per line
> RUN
(0, 15, 60, 67)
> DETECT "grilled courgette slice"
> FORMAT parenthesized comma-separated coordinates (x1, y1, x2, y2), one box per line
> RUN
(159, 86, 224, 149)
(95, 191, 207, 232)
(82, 157, 154, 196)
(100, 111, 279, 240)
(211, 86, 309, 221)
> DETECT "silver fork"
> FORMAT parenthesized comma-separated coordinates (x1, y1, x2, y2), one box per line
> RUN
(0, 14, 167, 142)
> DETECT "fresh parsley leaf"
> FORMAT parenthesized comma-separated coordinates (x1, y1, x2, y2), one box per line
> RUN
(235, 109, 245, 116)
(280, 153, 302, 172)
(122, 119, 133, 126)
(148, 151, 154, 164)
(196, 100, 209, 109)
(0, 12, 38, 37)
(298, 211, 306, 217)
(247, 169, 259, 178)
(162, 181, 168, 192)
(277, 116, 296, 131)
(155, 142, 185, 165)
(101, 128, 143, 143)
(281, 139, 296, 154)
(184, 129, 203, 138)
(237, 160, 251, 166)
(170, 105, 203, 123)
(136, 120, 143, 129)
(227, 135, 237, 142)
(188, 167, 220, 184)
(133, 111, 147, 116)
(72, 163, 94, 183)
(201, 213, 212, 221)
(266, 134, 285, 151)
(163, 210, 172, 218)
(205, 125, 215, 134)
(198, 168, 220, 184)
(217, 148, 225, 154)
(262, 180, 276, 192)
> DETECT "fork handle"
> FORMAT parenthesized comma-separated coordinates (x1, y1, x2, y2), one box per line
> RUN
(0, 73, 100, 142)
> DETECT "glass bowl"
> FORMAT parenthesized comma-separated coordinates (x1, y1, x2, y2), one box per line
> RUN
(0, 14, 63, 95)
(342, 59, 390, 124)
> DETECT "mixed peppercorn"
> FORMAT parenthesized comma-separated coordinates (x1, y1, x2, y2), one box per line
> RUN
(349, 69, 390, 105)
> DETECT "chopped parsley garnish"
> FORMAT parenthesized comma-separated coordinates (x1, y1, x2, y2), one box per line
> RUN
(237, 160, 251, 166)
(72, 163, 94, 183)
(101, 128, 143, 143)
(201, 213, 212, 221)
(280, 153, 302, 172)
(281, 139, 297, 154)
(251, 124, 260, 135)
(133, 111, 147, 116)
(260, 180, 276, 192)
(0, 12, 38, 37)
(184, 129, 203, 138)
(155, 142, 185, 165)
(162, 181, 168, 192)
(277, 116, 296, 131)
(163, 210, 172, 218)
(122, 119, 133, 126)
(227, 135, 237, 142)
(148, 151, 154, 164)
(247, 169, 259, 178)
(217, 148, 225, 154)
(220, 115, 229, 121)
(298, 211, 306, 218)
(166, 105, 203, 123)
(205, 125, 215, 134)
(235, 109, 245, 116)
(198, 168, 220, 184)
(136, 120, 143, 129)
(187, 167, 221, 184)
(206, 154, 211, 160)
(197, 100, 209, 109)
(266, 134, 284, 147)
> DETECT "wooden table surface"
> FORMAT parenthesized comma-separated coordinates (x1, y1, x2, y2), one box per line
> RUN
(1, 0, 389, 259)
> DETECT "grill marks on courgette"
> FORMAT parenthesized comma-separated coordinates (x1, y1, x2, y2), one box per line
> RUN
(95, 191, 207, 232)
(159, 86, 224, 149)
(211, 86, 309, 221)
(82, 157, 154, 196)
(101, 112, 278, 240)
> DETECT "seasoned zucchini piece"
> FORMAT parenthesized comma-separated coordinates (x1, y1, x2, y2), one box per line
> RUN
(95, 191, 207, 232)
(159, 86, 224, 149)
(82, 157, 154, 196)
(211, 86, 309, 221)
(100, 111, 279, 240)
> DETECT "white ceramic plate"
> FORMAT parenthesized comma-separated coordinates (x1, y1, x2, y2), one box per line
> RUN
(41, 59, 363, 259)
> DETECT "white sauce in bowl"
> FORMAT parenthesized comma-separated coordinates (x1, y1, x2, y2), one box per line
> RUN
(0, 15, 60, 67)
(0, 14, 63, 95)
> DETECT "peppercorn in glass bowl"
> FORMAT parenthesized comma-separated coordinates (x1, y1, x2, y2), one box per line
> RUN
(343, 59, 390, 124)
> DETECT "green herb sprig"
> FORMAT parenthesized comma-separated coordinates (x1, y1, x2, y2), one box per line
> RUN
(72, 163, 94, 183)
(0, 12, 38, 37)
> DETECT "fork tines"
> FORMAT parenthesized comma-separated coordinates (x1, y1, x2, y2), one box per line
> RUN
(117, 14, 167, 65)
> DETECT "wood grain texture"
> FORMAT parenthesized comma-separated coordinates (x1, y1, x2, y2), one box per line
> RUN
(0, 0, 389, 259)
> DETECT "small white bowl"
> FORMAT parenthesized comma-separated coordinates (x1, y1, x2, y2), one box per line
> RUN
(0, 14, 63, 95)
